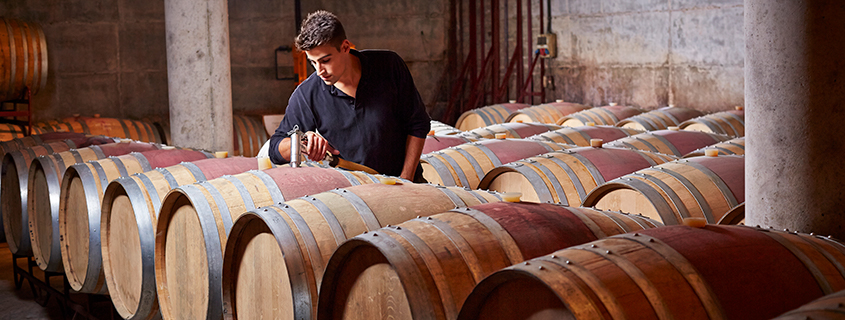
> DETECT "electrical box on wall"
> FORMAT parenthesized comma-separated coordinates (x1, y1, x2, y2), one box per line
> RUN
(536, 33, 556, 58)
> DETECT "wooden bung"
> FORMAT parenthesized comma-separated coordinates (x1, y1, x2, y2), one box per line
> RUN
(220, 184, 504, 320)
(457, 225, 845, 320)
(317, 202, 662, 320)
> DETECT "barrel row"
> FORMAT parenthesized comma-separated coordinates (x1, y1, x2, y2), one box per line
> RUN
(458, 224, 845, 320)
(312, 202, 662, 320)
(478, 144, 677, 206)
(420, 138, 569, 189)
(154, 181, 503, 320)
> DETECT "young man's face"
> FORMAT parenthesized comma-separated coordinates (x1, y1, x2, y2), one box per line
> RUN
(305, 40, 351, 86)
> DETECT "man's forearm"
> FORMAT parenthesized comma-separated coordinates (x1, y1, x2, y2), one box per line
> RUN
(400, 135, 425, 181)
(276, 137, 291, 162)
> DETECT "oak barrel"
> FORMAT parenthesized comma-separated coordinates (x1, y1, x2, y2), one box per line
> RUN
(423, 134, 476, 154)
(318, 202, 662, 320)
(430, 120, 462, 136)
(717, 202, 745, 225)
(605, 128, 731, 157)
(154, 168, 398, 320)
(97, 158, 274, 318)
(478, 145, 676, 205)
(505, 102, 590, 124)
(0, 18, 48, 101)
(420, 139, 569, 189)
(457, 225, 845, 320)
(28, 142, 161, 273)
(556, 104, 644, 127)
(0, 133, 112, 244)
(679, 107, 745, 138)
(774, 288, 845, 319)
(220, 183, 503, 320)
(2, 140, 76, 255)
(58, 116, 163, 143)
(460, 122, 561, 140)
(233, 115, 268, 157)
(616, 106, 704, 131)
(455, 103, 529, 131)
(528, 125, 641, 147)
(583, 154, 745, 225)
(56, 149, 212, 296)
(684, 137, 745, 158)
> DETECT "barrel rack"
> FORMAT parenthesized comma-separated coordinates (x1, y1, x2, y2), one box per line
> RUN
(12, 253, 118, 320)
(0, 86, 34, 136)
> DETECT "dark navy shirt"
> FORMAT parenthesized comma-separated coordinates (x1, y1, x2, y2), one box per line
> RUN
(269, 49, 431, 176)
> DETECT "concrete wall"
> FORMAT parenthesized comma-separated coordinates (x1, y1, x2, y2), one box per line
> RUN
(1, 0, 743, 123)
(549, 0, 744, 112)
(304, 0, 450, 113)
(1, 0, 170, 121)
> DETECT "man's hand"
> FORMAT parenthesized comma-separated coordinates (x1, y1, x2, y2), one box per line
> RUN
(304, 131, 339, 161)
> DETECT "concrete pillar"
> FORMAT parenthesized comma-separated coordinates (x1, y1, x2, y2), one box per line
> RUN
(746, 1, 845, 239)
(164, 0, 233, 153)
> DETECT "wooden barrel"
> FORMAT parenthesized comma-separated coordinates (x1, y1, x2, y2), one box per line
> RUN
(60, 116, 163, 143)
(220, 184, 503, 320)
(505, 102, 590, 124)
(684, 137, 746, 158)
(420, 139, 568, 189)
(0, 18, 48, 101)
(233, 114, 268, 157)
(63, 158, 266, 296)
(528, 125, 641, 147)
(317, 202, 662, 320)
(96, 158, 281, 317)
(478, 145, 676, 205)
(583, 154, 745, 225)
(0, 132, 107, 243)
(0, 132, 87, 156)
(430, 120, 462, 136)
(1, 140, 76, 255)
(153, 169, 406, 320)
(55, 149, 212, 292)
(616, 106, 704, 131)
(605, 128, 731, 157)
(557, 104, 644, 126)
(456, 103, 529, 131)
(0, 123, 28, 141)
(457, 225, 845, 320)
(679, 107, 745, 138)
(28, 142, 162, 273)
(717, 202, 745, 225)
(773, 288, 845, 319)
(461, 122, 561, 140)
(423, 134, 476, 154)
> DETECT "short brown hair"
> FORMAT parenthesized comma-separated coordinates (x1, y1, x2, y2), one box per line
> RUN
(295, 10, 346, 51)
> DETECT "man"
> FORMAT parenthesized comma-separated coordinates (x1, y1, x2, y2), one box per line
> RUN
(269, 10, 430, 182)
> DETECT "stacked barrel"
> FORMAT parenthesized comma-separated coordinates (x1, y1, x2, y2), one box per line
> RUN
(11, 101, 819, 320)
